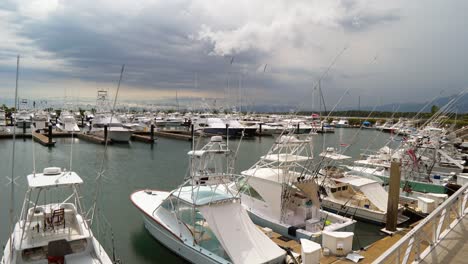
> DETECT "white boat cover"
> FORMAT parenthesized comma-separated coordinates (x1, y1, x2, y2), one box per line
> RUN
(333, 176, 388, 212)
(199, 201, 285, 264)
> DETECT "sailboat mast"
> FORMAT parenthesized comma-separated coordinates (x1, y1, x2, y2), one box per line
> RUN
(9, 55, 20, 255)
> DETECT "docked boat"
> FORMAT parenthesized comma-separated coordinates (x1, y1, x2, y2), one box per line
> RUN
(317, 165, 409, 225)
(14, 110, 31, 128)
(56, 111, 80, 132)
(1, 167, 113, 264)
(131, 136, 286, 264)
(88, 113, 132, 142)
(31, 111, 49, 130)
(231, 134, 356, 242)
(335, 118, 350, 128)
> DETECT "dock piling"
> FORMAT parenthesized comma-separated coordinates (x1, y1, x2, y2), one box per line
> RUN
(22, 121, 26, 141)
(150, 124, 155, 145)
(104, 125, 108, 143)
(48, 124, 53, 145)
(259, 123, 262, 136)
(386, 160, 401, 232)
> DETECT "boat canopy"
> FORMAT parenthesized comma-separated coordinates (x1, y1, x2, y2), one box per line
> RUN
(333, 176, 388, 212)
(27, 170, 83, 188)
(172, 185, 235, 206)
(241, 167, 303, 183)
(261, 153, 311, 162)
(199, 201, 285, 264)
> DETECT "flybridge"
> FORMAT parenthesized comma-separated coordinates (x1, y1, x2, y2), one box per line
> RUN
(27, 167, 83, 188)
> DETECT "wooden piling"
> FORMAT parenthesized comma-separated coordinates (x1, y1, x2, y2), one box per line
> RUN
(259, 123, 262, 136)
(386, 160, 401, 232)
(104, 124, 108, 143)
(48, 124, 53, 145)
(22, 121, 26, 141)
(150, 124, 155, 144)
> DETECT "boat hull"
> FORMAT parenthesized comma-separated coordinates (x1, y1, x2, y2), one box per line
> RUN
(141, 214, 227, 264)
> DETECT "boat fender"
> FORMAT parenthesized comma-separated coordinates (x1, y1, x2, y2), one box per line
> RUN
(288, 226, 298, 237)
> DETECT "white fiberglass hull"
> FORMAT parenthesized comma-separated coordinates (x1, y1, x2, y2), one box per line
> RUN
(131, 190, 230, 264)
(321, 199, 386, 225)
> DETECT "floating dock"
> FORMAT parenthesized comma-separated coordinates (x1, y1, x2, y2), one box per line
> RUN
(76, 133, 111, 144)
(131, 133, 155, 143)
(32, 131, 55, 147)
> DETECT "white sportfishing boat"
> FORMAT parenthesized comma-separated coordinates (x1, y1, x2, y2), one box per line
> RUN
(14, 110, 31, 128)
(88, 113, 132, 142)
(315, 163, 409, 225)
(335, 118, 350, 128)
(56, 111, 80, 132)
(31, 111, 48, 130)
(1, 167, 113, 264)
(131, 136, 286, 264)
(231, 134, 356, 242)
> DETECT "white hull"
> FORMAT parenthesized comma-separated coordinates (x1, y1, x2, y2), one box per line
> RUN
(141, 214, 226, 264)
(321, 199, 386, 224)
(131, 191, 231, 264)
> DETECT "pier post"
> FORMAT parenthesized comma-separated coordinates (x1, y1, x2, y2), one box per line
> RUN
(81, 116, 84, 127)
(297, 123, 300, 134)
(89, 121, 92, 132)
(259, 123, 262, 136)
(48, 124, 53, 145)
(190, 124, 194, 150)
(150, 124, 155, 144)
(104, 125, 108, 143)
(386, 160, 401, 232)
(22, 121, 26, 141)
(225, 123, 229, 138)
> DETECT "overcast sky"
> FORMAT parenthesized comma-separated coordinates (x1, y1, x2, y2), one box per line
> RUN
(0, 0, 467, 110)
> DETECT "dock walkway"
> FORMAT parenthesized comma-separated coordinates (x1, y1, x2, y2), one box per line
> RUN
(419, 215, 467, 264)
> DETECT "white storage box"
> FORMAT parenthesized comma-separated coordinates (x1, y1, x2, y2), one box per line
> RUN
(418, 197, 435, 214)
(322, 231, 353, 256)
(300, 239, 321, 264)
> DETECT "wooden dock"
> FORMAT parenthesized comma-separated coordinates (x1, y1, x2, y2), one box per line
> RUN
(32, 131, 55, 147)
(77, 133, 111, 144)
(151, 130, 192, 141)
(131, 133, 155, 143)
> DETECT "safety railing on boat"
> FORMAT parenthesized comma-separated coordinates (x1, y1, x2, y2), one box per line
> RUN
(373, 182, 468, 264)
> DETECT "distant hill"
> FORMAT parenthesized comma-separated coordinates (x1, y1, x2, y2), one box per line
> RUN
(358, 93, 468, 113)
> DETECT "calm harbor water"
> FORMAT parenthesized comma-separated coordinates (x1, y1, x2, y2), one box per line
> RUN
(0, 128, 395, 263)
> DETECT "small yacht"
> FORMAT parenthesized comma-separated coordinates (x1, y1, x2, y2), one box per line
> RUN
(14, 110, 31, 128)
(56, 111, 80, 132)
(88, 113, 132, 142)
(31, 111, 49, 131)
(259, 122, 288, 135)
(131, 136, 286, 264)
(335, 118, 350, 128)
(1, 167, 113, 264)
(317, 166, 409, 225)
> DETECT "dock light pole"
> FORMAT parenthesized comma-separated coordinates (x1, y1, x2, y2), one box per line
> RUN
(386, 160, 401, 232)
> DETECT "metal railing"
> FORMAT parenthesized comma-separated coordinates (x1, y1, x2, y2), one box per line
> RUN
(373, 182, 468, 264)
